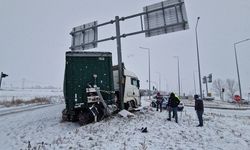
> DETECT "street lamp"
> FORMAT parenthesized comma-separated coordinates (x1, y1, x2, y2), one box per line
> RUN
(234, 38, 250, 100)
(195, 16, 203, 100)
(139, 47, 151, 99)
(174, 56, 181, 98)
(193, 71, 197, 94)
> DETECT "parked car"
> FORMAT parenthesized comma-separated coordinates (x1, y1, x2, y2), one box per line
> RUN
(234, 95, 241, 102)
(151, 96, 169, 109)
(177, 102, 184, 111)
(203, 97, 215, 101)
(151, 95, 184, 111)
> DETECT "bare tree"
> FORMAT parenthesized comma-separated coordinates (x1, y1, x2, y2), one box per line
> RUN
(225, 79, 238, 101)
(212, 79, 224, 100)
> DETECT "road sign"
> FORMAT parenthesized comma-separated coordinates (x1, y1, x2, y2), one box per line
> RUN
(0, 72, 8, 89)
(1, 72, 8, 78)
(70, 21, 98, 50)
(143, 0, 189, 37)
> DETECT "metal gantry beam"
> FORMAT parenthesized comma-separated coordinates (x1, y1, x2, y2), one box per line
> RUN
(69, 1, 188, 50)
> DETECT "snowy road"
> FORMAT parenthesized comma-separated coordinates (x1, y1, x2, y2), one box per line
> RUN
(1, 101, 250, 150)
(0, 104, 54, 116)
(0, 104, 79, 150)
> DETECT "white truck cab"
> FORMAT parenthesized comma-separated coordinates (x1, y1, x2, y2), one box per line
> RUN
(113, 68, 141, 109)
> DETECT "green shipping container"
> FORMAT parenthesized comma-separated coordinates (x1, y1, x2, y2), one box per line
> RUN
(63, 51, 114, 112)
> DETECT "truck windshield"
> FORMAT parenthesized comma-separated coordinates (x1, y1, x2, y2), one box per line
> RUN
(131, 78, 139, 88)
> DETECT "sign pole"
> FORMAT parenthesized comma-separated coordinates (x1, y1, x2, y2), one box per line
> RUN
(0, 72, 2, 89)
(115, 16, 124, 110)
(205, 77, 208, 96)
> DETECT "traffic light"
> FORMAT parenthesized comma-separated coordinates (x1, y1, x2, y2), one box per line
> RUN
(1, 72, 8, 78)
(208, 74, 212, 83)
(222, 88, 225, 93)
(202, 76, 207, 84)
(0, 72, 8, 89)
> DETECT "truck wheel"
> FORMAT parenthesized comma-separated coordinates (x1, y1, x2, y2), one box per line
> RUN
(124, 103, 128, 110)
(70, 114, 77, 122)
(126, 101, 133, 111)
(79, 109, 95, 125)
(95, 104, 105, 121)
(79, 111, 90, 125)
(62, 109, 69, 121)
(131, 100, 136, 108)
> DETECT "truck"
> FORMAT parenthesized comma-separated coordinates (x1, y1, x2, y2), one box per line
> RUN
(62, 51, 141, 125)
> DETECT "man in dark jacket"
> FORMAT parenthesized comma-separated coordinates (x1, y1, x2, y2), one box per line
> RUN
(167, 93, 180, 123)
(194, 94, 204, 127)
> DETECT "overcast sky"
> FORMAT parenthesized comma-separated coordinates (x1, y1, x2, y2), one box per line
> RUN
(0, 0, 250, 97)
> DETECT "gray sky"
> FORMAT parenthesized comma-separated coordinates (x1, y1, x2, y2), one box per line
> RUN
(0, 0, 250, 96)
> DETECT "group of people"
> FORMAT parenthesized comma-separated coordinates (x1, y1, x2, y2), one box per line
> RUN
(155, 92, 180, 123)
(155, 92, 204, 127)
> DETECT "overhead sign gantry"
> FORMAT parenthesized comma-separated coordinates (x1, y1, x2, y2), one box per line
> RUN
(69, 0, 189, 109)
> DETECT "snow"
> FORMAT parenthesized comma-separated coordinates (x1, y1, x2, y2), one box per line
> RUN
(0, 95, 250, 150)
(0, 88, 63, 102)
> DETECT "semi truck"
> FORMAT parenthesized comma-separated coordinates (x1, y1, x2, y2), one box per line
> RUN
(62, 51, 141, 125)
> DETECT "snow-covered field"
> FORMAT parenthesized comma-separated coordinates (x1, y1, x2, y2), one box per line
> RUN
(0, 96, 250, 150)
(0, 88, 63, 103)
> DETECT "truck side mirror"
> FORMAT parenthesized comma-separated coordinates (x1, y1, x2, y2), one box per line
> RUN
(137, 80, 140, 88)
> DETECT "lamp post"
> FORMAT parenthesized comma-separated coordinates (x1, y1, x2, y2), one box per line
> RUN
(174, 56, 181, 98)
(139, 47, 151, 99)
(193, 71, 197, 94)
(195, 17, 203, 100)
(234, 38, 250, 100)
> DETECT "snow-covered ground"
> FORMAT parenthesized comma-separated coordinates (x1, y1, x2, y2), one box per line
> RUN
(0, 96, 250, 150)
(0, 88, 63, 102)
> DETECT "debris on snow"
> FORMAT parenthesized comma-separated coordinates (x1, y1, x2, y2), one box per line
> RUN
(118, 109, 135, 118)
(141, 127, 148, 133)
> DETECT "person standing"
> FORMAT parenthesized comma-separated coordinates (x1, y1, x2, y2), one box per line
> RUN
(156, 92, 163, 112)
(194, 94, 204, 127)
(167, 92, 180, 123)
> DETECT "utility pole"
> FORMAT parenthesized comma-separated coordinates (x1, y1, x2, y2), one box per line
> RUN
(193, 71, 197, 94)
(174, 56, 181, 98)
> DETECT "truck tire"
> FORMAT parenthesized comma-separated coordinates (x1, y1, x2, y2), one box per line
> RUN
(95, 103, 105, 121)
(126, 101, 133, 111)
(62, 108, 69, 121)
(79, 111, 90, 125)
(78, 109, 95, 125)
(131, 100, 136, 108)
(70, 114, 77, 122)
